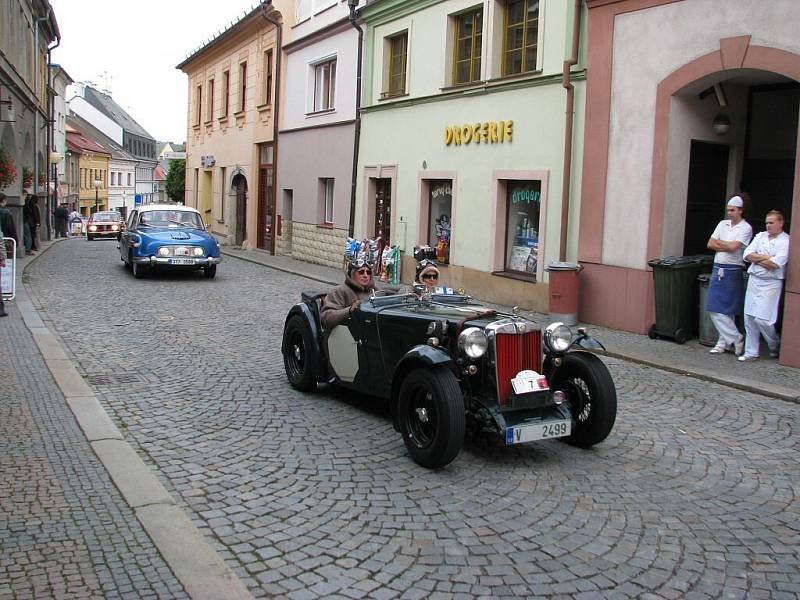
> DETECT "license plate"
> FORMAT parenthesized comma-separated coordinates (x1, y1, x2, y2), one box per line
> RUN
(168, 258, 194, 265)
(505, 419, 571, 445)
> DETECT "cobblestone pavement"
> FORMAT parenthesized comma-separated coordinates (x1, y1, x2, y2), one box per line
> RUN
(22, 238, 800, 599)
(0, 271, 188, 598)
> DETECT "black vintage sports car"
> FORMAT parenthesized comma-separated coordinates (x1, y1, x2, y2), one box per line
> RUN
(282, 291, 617, 469)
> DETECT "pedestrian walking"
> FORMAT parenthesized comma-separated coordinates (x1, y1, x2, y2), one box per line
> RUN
(68, 206, 81, 236)
(54, 203, 69, 238)
(0, 193, 18, 256)
(22, 195, 35, 255)
(739, 210, 790, 362)
(29, 195, 41, 251)
(705, 195, 752, 355)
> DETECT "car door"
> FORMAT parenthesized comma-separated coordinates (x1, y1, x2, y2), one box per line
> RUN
(120, 210, 137, 260)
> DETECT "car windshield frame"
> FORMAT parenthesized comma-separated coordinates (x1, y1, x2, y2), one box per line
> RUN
(91, 212, 123, 223)
(137, 210, 204, 229)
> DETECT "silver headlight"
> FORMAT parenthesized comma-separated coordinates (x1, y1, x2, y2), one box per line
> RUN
(544, 322, 572, 352)
(192, 247, 204, 256)
(157, 247, 170, 257)
(458, 327, 488, 359)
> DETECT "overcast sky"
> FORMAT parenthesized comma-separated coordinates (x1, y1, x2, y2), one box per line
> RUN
(50, 0, 262, 144)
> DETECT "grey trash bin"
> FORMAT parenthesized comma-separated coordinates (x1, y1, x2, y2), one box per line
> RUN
(697, 274, 717, 347)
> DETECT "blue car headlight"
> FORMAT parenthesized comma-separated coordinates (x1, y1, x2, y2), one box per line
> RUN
(193, 247, 204, 257)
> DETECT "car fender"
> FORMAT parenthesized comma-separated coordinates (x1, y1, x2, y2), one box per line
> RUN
(282, 303, 326, 380)
(389, 345, 456, 431)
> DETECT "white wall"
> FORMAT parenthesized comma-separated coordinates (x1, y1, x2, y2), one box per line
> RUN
(68, 95, 124, 145)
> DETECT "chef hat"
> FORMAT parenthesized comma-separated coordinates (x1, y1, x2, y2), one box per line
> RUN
(726, 195, 744, 208)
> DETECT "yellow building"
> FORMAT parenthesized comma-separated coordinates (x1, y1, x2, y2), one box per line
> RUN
(67, 128, 110, 215)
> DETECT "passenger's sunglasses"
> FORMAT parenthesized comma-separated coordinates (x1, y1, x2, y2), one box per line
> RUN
(355, 268, 372, 275)
(421, 273, 438, 281)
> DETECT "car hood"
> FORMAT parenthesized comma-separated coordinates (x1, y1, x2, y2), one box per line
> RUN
(139, 228, 213, 243)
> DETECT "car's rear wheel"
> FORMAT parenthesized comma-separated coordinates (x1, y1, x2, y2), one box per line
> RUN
(551, 352, 616, 448)
(283, 315, 317, 392)
(398, 366, 465, 469)
(203, 265, 217, 279)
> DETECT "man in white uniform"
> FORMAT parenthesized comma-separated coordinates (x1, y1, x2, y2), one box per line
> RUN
(705, 196, 752, 354)
(739, 210, 790, 362)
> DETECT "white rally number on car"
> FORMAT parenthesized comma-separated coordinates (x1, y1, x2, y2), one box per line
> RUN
(511, 370, 549, 394)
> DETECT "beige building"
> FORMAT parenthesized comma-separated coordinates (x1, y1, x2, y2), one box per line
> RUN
(177, 3, 285, 252)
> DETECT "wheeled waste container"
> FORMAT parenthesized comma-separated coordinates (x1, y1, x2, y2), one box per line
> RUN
(647, 255, 713, 344)
(696, 274, 717, 346)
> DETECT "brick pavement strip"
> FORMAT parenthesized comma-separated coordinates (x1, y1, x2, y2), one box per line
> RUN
(12, 238, 800, 599)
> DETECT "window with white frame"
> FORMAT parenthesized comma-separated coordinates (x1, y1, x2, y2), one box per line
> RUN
(313, 58, 336, 112)
(321, 178, 334, 223)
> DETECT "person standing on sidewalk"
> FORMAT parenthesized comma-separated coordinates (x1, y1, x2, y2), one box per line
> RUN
(738, 210, 790, 362)
(0, 221, 7, 317)
(705, 195, 752, 355)
(0, 193, 18, 256)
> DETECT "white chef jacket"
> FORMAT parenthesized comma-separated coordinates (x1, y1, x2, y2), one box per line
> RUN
(710, 219, 752, 265)
(743, 231, 790, 280)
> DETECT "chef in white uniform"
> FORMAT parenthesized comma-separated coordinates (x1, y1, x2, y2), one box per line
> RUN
(739, 210, 790, 362)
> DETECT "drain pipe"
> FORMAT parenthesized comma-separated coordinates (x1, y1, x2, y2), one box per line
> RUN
(46, 36, 61, 239)
(260, 1, 282, 255)
(347, 0, 363, 238)
(559, 0, 582, 262)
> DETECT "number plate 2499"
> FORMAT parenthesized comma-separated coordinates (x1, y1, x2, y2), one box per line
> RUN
(505, 419, 571, 445)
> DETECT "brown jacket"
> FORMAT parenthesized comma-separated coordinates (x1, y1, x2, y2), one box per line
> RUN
(321, 276, 376, 329)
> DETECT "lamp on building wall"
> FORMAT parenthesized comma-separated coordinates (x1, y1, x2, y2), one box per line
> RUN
(712, 114, 731, 135)
(93, 179, 102, 213)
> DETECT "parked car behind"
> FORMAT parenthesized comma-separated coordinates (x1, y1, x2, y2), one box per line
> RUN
(87, 211, 124, 241)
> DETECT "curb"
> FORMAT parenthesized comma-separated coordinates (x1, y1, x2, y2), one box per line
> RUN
(19, 241, 254, 600)
(222, 248, 799, 404)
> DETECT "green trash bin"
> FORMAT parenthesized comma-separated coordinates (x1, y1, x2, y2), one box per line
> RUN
(647, 255, 713, 344)
(697, 274, 717, 346)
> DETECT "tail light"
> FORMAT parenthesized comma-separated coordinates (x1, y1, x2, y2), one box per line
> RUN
(493, 329, 542, 407)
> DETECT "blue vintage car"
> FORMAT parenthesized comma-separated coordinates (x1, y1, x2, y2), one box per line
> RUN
(119, 204, 222, 279)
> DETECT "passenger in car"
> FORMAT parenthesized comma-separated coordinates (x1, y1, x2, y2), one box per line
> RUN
(321, 259, 376, 329)
(415, 260, 441, 293)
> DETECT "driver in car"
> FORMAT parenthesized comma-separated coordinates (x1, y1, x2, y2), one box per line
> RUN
(321, 259, 376, 329)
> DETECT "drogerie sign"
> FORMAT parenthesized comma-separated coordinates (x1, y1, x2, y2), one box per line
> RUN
(444, 120, 513, 146)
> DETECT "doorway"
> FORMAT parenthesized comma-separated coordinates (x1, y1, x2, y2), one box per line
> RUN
(683, 140, 729, 255)
(201, 171, 213, 226)
(233, 174, 247, 247)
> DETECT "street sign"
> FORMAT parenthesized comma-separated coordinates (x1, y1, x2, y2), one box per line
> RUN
(2, 237, 16, 300)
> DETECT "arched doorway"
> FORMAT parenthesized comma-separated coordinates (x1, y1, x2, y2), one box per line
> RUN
(233, 174, 247, 247)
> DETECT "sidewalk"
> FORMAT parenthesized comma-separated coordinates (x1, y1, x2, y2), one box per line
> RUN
(222, 246, 800, 403)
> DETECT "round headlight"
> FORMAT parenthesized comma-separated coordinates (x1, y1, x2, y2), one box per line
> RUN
(544, 322, 572, 353)
(88, 225, 97, 232)
(157, 247, 170, 257)
(111, 225, 119, 231)
(458, 327, 488, 359)
(192, 247, 204, 256)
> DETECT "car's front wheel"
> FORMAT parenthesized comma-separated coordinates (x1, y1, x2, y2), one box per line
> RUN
(283, 315, 317, 392)
(551, 352, 617, 448)
(398, 366, 465, 469)
(203, 265, 217, 279)
(132, 258, 146, 279)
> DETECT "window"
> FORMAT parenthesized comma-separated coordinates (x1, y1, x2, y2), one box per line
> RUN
(111, 172, 116, 186)
(453, 7, 483, 84)
(313, 58, 336, 112)
(222, 70, 230, 118)
(505, 180, 541, 278)
(263, 49, 273, 105)
(295, 0, 311, 23)
(127, 173, 132, 186)
(386, 32, 408, 97)
(195, 84, 202, 126)
(503, 0, 540, 75)
(321, 178, 334, 223)
(207, 79, 215, 122)
(239, 62, 247, 112)
(428, 181, 452, 264)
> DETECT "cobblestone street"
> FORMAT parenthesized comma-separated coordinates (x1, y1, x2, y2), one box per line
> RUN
(6, 238, 800, 599)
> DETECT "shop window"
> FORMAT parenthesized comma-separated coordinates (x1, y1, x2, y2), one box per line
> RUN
(505, 180, 541, 278)
(428, 180, 452, 264)
(383, 32, 408, 98)
(321, 178, 334, 223)
(452, 7, 483, 85)
(502, 0, 540, 76)
(313, 58, 337, 112)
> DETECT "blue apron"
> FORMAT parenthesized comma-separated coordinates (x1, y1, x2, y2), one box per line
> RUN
(706, 263, 744, 315)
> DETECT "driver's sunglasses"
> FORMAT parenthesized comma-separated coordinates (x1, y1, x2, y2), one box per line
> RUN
(355, 268, 372, 275)
(422, 273, 438, 281)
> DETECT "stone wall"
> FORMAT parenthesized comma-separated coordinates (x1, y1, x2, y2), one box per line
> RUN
(275, 220, 293, 256)
(291, 221, 347, 269)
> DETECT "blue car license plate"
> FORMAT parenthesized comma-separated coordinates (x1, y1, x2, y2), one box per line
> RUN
(168, 258, 194, 265)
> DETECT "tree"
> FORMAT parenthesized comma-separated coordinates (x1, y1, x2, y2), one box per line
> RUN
(165, 159, 186, 203)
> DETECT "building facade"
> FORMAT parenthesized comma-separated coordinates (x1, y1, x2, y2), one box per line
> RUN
(276, 0, 365, 266)
(177, 3, 286, 252)
(578, 0, 800, 367)
(355, 0, 586, 310)
(0, 0, 59, 244)
(50, 64, 73, 209)
(66, 127, 109, 215)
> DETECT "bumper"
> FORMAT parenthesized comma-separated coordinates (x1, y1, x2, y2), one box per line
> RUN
(132, 256, 222, 267)
(89, 230, 121, 237)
